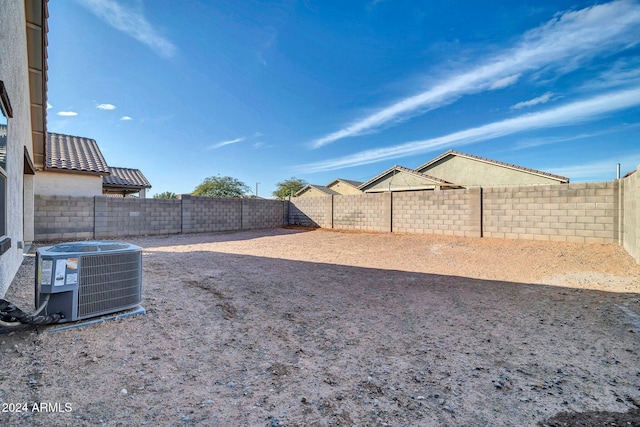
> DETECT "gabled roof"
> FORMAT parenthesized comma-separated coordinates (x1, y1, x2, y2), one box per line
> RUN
(415, 150, 570, 183)
(358, 165, 449, 191)
(326, 178, 363, 188)
(103, 167, 151, 189)
(46, 132, 110, 175)
(295, 184, 340, 197)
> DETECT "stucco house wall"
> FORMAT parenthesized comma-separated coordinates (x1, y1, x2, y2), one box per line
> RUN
(418, 155, 563, 187)
(621, 168, 639, 262)
(327, 181, 362, 195)
(296, 187, 326, 198)
(35, 170, 103, 197)
(0, 1, 35, 296)
(363, 170, 438, 193)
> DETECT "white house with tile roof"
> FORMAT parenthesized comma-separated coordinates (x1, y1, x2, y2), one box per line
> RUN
(35, 132, 111, 197)
(35, 132, 152, 198)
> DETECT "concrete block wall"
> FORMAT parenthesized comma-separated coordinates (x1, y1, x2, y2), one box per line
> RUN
(621, 167, 639, 262)
(34, 195, 287, 241)
(289, 181, 624, 245)
(289, 196, 331, 227)
(483, 182, 618, 243)
(393, 188, 481, 237)
(181, 196, 241, 233)
(241, 198, 288, 229)
(35, 196, 95, 240)
(95, 197, 182, 238)
(333, 193, 391, 232)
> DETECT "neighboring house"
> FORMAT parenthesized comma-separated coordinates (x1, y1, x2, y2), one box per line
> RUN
(326, 178, 363, 195)
(0, 0, 48, 295)
(296, 178, 364, 198)
(295, 184, 340, 198)
(414, 150, 569, 187)
(358, 165, 452, 193)
(300, 151, 568, 197)
(35, 132, 110, 197)
(103, 166, 152, 198)
(35, 132, 152, 198)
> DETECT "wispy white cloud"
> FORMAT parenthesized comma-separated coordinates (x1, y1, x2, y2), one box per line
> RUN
(311, 0, 640, 148)
(120, 116, 133, 121)
(77, 0, 176, 58)
(547, 153, 640, 180)
(512, 122, 640, 149)
(207, 137, 245, 150)
(299, 86, 640, 173)
(46, 102, 53, 110)
(207, 132, 265, 150)
(581, 58, 640, 90)
(57, 111, 78, 117)
(96, 103, 116, 110)
(511, 92, 553, 110)
(490, 74, 521, 90)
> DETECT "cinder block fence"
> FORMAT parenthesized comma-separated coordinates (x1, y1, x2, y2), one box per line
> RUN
(34, 195, 288, 241)
(33, 168, 640, 263)
(290, 170, 640, 263)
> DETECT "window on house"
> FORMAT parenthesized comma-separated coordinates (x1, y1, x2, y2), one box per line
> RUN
(0, 112, 7, 240)
(0, 80, 12, 251)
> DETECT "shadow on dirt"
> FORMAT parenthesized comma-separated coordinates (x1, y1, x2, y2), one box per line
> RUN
(540, 407, 640, 426)
(3, 230, 640, 426)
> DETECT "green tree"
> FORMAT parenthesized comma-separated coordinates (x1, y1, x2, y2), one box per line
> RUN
(272, 177, 307, 200)
(192, 176, 251, 198)
(153, 191, 178, 199)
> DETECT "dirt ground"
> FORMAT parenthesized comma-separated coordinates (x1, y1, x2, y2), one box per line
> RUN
(1, 227, 640, 427)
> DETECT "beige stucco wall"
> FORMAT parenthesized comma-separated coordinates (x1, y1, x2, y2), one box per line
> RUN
(621, 167, 639, 263)
(418, 156, 563, 186)
(328, 181, 362, 195)
(296, 187, 330, 198)
(35, 171, 103, 197)
(0, 1, 33, 296)
(363, 171, 437, 192)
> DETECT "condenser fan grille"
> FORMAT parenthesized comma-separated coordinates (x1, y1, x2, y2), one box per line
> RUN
(77, 252, 142, 318)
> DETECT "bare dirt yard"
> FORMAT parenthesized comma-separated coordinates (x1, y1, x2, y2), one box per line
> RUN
(2, 227, 640, 426)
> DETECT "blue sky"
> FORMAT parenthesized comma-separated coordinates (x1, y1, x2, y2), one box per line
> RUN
(46, 0, 640, 197)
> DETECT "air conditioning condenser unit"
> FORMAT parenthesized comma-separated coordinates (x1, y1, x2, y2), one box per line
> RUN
(35, 241, 143, 322)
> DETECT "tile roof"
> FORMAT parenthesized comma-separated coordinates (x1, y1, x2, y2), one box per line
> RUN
(415, 150, 570, 183)
(46, 132, 110, 175)
(358, 165, 450, 190)
(103, 166, 152, 189)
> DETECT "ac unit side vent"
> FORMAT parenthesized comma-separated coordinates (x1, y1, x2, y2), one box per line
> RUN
(77, 252, 142, 318)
